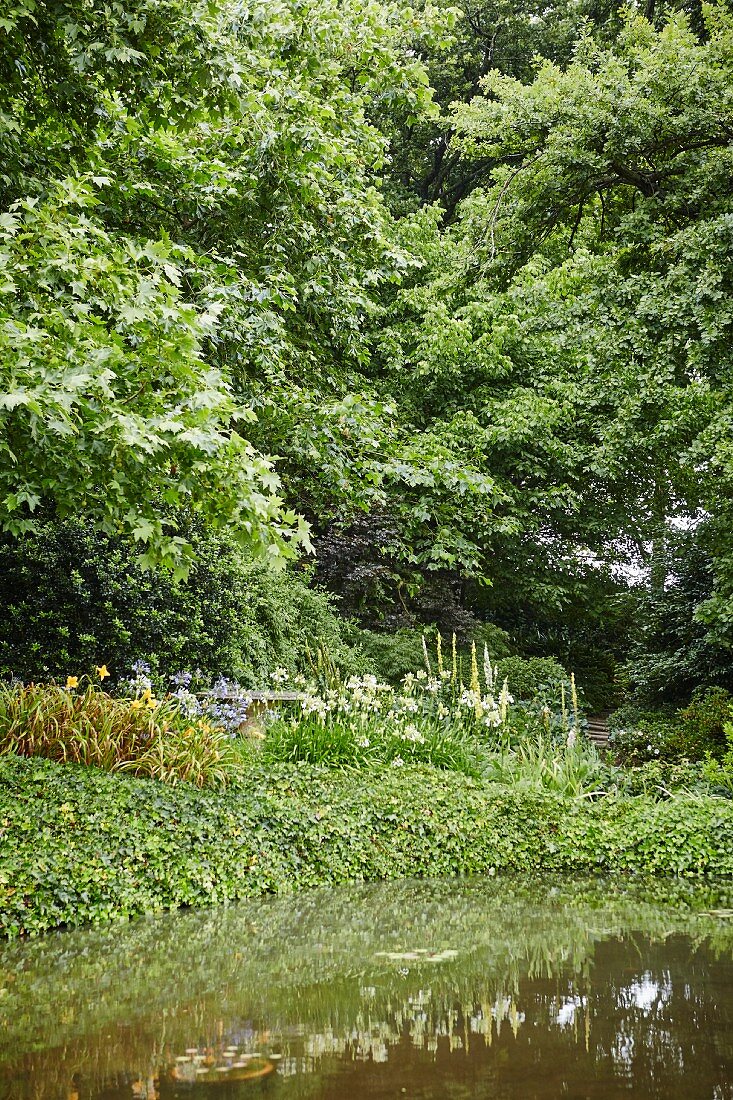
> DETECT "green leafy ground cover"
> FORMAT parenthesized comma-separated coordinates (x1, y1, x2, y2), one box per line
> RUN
(1, 753, 732, 938)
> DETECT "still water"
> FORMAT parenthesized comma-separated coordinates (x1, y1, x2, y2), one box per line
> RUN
(1, 877, 732, 1100)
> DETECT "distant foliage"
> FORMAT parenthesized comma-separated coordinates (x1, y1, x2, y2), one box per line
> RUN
(624, 524, 733, 704)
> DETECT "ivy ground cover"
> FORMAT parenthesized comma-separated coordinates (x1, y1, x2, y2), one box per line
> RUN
(2, 754, 732, 938)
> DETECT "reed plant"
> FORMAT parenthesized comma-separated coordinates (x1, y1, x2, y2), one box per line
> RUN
(484, 736, 610, 799)
(0, 679, 239, 787)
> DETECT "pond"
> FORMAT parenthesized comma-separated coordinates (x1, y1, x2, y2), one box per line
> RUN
(1, 876, 732, 1100)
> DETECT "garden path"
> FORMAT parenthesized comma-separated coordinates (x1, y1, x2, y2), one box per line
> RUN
(587, 715, 610, 748)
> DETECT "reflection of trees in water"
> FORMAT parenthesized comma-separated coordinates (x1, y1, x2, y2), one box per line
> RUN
(0, 879, 732, 1100)
(271, 939, 733, 1100)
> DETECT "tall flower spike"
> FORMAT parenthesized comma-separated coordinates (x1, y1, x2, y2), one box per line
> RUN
(483, 645, 493, 693)
(499, 679, 510, 724)
(436, 631, 444, 677)
(571, 672, 580, 730)
(422, 634, 432, 675)
(470, 642, 482, 721)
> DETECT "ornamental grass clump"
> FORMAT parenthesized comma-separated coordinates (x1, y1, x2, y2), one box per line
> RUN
(0, 677, 239, 787)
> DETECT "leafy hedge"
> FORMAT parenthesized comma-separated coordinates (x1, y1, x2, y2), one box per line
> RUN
(0, 518, 367, 684)
(1, 755, 732, 937)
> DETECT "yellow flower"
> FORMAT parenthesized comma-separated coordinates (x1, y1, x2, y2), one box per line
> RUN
(66, 676, 79, 690)
(141, 687, 153, 702)
(130, 699, 143, 711)
(96, 664, 110, 680)
(146, 697, 158, 710)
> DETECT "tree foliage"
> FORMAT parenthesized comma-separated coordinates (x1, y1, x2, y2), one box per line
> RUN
(1, 0, 479, 569)
(1, 0, 732, 702)
(362, 8, 733, 674)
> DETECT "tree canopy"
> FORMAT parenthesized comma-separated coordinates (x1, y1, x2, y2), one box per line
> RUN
(1, 0, 732, 700)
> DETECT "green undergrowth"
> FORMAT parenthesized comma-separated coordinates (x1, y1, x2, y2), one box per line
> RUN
(1, 754, 732, 938)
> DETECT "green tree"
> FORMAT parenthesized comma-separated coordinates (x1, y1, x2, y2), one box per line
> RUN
(1, 0, 484, 571)
(364, 8, 733, 672)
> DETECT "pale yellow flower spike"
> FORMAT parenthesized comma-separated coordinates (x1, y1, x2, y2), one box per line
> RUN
(421, 634, 432, 675)
(470, 642, 482, 721)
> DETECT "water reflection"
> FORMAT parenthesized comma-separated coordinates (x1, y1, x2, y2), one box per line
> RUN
(1, 877, 732, 1099)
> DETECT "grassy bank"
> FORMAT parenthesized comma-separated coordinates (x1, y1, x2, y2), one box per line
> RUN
(1, 754, 732, 937)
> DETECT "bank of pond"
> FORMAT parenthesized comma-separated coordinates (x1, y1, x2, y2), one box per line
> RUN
(1, 753, 732, 939)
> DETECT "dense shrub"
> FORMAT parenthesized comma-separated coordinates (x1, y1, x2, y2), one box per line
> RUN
(0, 680, 239, 787)
(467, 622, 514, 662)
(608, 708, 683, 764)
(701, 720, 733, 798)
(677, 687, 732, 759)
(617, 760, 714, 799)
(495, 656, 571, 706)
(2, 754, 732, 937)
(346, 626, 430, 684)
(351, 623, 512, 686)
(610, 689, 732, 764)
(0, 518, 367, 685)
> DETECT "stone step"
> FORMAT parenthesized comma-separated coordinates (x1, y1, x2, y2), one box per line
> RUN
(586, 716, 610, 747)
